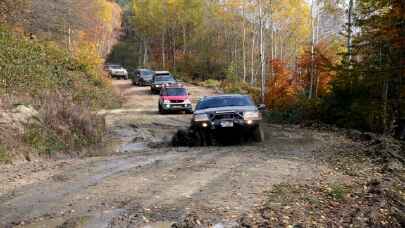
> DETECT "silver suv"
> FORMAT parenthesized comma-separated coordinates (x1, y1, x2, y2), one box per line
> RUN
(105, 64, 128, 80)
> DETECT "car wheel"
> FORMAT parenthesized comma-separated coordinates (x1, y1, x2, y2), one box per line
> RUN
(158, 105, 165, 114)
(172, 128, 192, 147)
(195, 129, 212, 146)
(251, 125, 264, 142)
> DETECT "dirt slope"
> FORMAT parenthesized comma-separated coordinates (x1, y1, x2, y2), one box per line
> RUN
(0, 80, 347, 227)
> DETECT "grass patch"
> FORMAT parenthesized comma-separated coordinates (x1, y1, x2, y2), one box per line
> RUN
(23, 94, 106, 156)
(0, 25, 118, 161)
(0, 144, 10, 163)
(327, 183, 349, 201)
(0, 25, 120, 109)
(198, 79, 221, 89)
(23, 125, 66, 156)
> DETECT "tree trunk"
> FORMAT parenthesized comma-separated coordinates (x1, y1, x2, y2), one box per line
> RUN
(182, 24, 187, 55)
(162, 30, 166, 68)
(259, 0, 266, 104)
(347, 0, 353, 63)
(251, 27, 256, 85)
(143, 39, 148, 66)
(309, 0, 316, 99)
(242, 2, 247, 82)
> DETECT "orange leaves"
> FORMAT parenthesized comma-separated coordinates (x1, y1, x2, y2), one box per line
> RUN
(265, 39, 342, 111)
(265, 59, 300, 110)
(298, 40, 340, 97)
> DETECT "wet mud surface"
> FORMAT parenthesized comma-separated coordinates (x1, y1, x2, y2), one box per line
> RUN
(0, 81, 348, 227)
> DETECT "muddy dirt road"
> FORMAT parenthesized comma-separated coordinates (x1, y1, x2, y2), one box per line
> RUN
(0, 80, 347, 227)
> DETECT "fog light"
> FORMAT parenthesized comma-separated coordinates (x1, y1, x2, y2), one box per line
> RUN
(202, 123, 208, 128)
(165, 104, 170, 108)
(247, 120, 253, 125)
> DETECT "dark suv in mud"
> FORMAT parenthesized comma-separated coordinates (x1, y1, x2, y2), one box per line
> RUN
(186, 94, 265, 145)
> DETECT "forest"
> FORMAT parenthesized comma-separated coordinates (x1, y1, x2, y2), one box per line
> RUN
(0, 1, 404, 227)
(109, 0, 404, 137)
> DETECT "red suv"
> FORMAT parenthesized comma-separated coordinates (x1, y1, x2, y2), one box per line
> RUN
(158, 84, 193, 114)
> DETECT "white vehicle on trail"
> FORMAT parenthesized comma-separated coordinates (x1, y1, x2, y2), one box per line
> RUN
(105, 64, 128, 80)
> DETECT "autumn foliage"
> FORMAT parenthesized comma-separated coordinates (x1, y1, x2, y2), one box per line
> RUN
(265, 60, 300, 111)
(298, 41, 338, 97)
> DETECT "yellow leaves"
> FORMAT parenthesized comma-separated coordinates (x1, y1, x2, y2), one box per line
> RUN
(96, 0, 114, 23)
(73, 40, 103, 81)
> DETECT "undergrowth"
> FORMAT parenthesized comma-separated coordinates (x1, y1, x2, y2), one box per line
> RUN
(0, 26, 118, 161)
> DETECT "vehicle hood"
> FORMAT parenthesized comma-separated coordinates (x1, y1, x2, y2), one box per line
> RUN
(111, 68, 126, 72)
(142, 76, 153, 81)
(194, 106, 257, 114)
(162, 96, 188, 101)
(153, 81, 176, 85)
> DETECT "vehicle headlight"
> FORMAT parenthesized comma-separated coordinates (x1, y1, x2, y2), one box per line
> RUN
(243, 111, 260, 120)
(163, 99, 170, 104)
(193, 114, 209, 122)
(184, 99, 191, 104)
(155, 85, 161, 87)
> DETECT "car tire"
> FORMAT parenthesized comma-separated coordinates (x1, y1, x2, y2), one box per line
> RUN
(172, 128, 191, 147)
(158, 105, 165, 114)
(252, 125, 264, 142)
(194, 129, 212, 146)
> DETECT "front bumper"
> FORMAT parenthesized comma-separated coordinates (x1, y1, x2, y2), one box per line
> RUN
(142, 80, 152, 85)
(151, 85, 162, 92)
(111, 72, 128, 76)
(162, 103, 193, 111)
(192, 118, 260, 130)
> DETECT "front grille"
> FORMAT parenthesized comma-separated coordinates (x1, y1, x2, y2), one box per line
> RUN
(212, 112, 243, 120)
(170, 100, 184, 103)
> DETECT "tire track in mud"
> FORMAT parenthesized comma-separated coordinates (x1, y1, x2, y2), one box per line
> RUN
(0, 80, 339, 227)
(0, 152, 182, 226)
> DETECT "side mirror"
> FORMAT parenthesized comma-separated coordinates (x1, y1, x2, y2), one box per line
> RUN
(257, 104, 266, 111)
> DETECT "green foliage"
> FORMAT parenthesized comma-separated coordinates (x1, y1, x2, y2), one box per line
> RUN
(23, 125, 66, 156)
(0, 26, 118, 159)
(325, 0, 404, 133)
(265, 95, 322, 124)
(23, 96, 106, 156)
(0, 144, 10, 163)
(225, 62, 239, 82)
(328, 184, 349, 201)
(0, 26, 119, 109)
(198, 79, 221, 89)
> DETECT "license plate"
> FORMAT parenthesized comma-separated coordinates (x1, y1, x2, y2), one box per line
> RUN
(220, 121, 234, 128)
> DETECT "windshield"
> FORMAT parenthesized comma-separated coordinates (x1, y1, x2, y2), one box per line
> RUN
(196, 96, 254, 110)
(141, 70, 154, 76)
(155, 75, 175, 82)
(164, 88, 187, 96)
(109, 65, 122, 69)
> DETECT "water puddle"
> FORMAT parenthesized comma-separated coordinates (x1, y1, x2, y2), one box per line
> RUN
(141, 221, 175, 228)
(141, 222, 236, 228)
(85, 209, 126, 228)
(119, 142, 148, 153)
